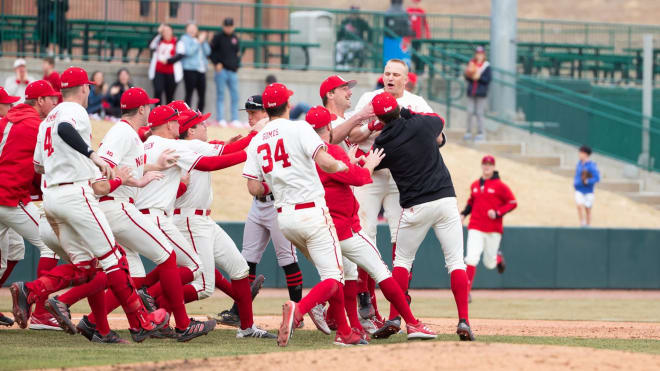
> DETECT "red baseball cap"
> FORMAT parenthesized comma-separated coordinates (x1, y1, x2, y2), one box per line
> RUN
(319, 75, 357, 99)
(371, 92, 398, 116)
(482, 155, 496, 165)
(0, 86, 20, 104)
(305, 106, 334, 130)
(407, 72, 418, 86)
(138, 126, 151, 142)
(60, 67, 95, 88)
(178, 110, 211, 134)
(262, 83, 293, 109)
(120, 87, 159, 109)
(24, 80, 62, 100)
(167, 100, 191, 113)
(148, 105, 179, 128)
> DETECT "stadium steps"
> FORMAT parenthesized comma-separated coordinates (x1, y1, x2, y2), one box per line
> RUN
(599, 180, 642, 193)
(627, 192, 660, 205)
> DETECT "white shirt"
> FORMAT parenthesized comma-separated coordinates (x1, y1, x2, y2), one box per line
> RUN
(174, 139, 224, 210)
(242, 118, 326, 209)
(97, 120, 145, 199)
(351, 89, 433, 152)
(330, 112, 353, 152)
(4, 75, 35, 103)
(34, 102, 97, 186)
(135, 135, 202, 212)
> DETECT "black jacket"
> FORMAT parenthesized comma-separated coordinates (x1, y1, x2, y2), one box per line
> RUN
(465, 62, 492, 97)
(210, 32, 240, 71)
(374, 110, 455, 208)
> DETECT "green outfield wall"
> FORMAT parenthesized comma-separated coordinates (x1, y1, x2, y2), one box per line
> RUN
(4, 223, 660, 289)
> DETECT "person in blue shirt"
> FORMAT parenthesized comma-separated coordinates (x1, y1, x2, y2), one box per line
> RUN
(177, 23, 211, 112)
(574, 145, 600, 226)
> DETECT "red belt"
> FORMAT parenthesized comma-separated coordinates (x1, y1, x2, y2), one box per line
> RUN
(276, 202, 316, 213)
(99, 196, 134, 204)
(173, 208, 211, 216)
(139, 209, 167, 216)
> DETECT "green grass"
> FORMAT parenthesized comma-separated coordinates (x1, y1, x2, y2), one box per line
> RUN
(2, 329, 660, 371)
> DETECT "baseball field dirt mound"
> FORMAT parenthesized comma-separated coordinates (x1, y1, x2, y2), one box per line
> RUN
(56, 341, 660, 371)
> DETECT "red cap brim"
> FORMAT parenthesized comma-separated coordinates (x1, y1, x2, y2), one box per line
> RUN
(0, 96, 20, 104)
(147, 98, 160, 105)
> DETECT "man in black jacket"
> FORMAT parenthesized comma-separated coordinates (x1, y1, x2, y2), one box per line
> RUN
(370, 91, 474, 341)
(210, 17, 241, 126)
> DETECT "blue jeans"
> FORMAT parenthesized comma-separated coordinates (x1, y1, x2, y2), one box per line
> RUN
(214, 69, 239, 122)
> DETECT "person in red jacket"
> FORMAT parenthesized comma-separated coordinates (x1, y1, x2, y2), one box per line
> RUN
(460, 155, 517, 299)
(308, 106, 437, 342)
(407, 0, 431, 40)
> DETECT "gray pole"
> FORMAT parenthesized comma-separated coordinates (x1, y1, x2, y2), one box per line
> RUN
(490, 0, 518, 120)
(639, 34, 653, 169)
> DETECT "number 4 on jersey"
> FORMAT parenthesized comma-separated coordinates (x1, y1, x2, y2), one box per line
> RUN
(44, 127, 54, 157)
(258, 138, 291, 173)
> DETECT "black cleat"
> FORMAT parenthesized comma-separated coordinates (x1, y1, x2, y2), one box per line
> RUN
(92, 330, 128, 344)
(372, 317, 401, 339)
(9, 282, 31, 329)
(77, 315, 97, 341)
(176, 318, 216, 342)
(138, 287, 158, 312)
(358, 292, 375, 320)
(496, 251, 506, 274)
(45, 296, 76, 334)
(0, 312, 14, 327)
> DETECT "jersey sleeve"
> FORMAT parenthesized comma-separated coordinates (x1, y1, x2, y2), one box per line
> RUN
(175, 142, 203, 173)
(187, 139, 222, 156)
(242, 141, 263, 181)
(323, 145, 372, 186)
(33, 127, 45, 166)
(298, 123, 326, 159)
(98, 129, 131, 168)
(496, 182, 517, 216)
(414, 96, 433, 113)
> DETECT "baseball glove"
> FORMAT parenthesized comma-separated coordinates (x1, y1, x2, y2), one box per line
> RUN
(581, 169, 591, 184)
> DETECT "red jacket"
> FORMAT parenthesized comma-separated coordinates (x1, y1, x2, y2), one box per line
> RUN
(317, 143, 372, 241)
(0, 104, 42, 206)
(462, 172, 517, 234)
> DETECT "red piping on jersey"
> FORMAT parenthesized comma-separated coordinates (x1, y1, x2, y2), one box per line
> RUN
(186, 217, 205, 293)
(322, 208, 342, 273)
(19, 203, 38, 227)
(82, 186, 114, 249)
(156, 216, 199, 273)
(120, 203, 170, 256)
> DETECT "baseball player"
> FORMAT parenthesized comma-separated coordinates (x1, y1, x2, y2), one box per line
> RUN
(461, 155, 517, 299)
(370, 92, 474, 341)
(0, 81, 61, 330)
(215, 95, 310, 327)
(347, 59, 434, 324)
(13, 67, 170, 343)
(243, 83, 367, 347)
(306, 106, 436, 341)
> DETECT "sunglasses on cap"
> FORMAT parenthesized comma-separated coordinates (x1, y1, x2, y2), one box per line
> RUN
(164, 108, 180, 123)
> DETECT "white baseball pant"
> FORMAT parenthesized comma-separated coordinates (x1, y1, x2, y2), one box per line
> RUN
(394, 197, 466, 274)
(354, 168, 402, 244)
(277, 200, 344, 283)
(175, 212, 249, 300)
(42, 182, 121, 270)
(140, 209, 203, 280)
(464, 229, 502, 269)
(241, 198, 298, 266)
(99, 200, 173, 278)
(39, 209, 66, 261)
(0, 229, 24, 277)
(0, 202, 56, 259)
(340, 230, 392, 284)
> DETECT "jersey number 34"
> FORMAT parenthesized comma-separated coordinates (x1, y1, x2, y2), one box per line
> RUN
(257, 138, 291, 173)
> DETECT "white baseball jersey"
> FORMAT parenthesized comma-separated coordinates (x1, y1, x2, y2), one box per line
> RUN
(174, 139, 223, 210)
(242, 118, 326, 209)
(135, 135, 202, 212)
(97, 120, 145, 199)
(34, 102, 97, 186)
(331, 112, 353, 152)
(352, 89, 433, 152)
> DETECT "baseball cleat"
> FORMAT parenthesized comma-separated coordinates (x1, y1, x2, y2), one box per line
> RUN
(277, 301, 296, 347)
(130, 308, 170, 343)
(359, 317, 377, 335)
(358, 292, 375, 319)
(236, 324, 277, 339)
(10, 282, 31, 329)
(176, 318, 216, 342)
(456, 319, 475, 341)
(309, 303, 331, 335)
(372, 317, 401, 339)
(0, 312, 14, 327)
(92, 330, 129, 344)
(137, 287, 158, 312)
(496, 251, 506, 274)
(296, 319, 305, 329)
(214, 310, 241, 327)
(251, 274, 265, 299)
(323, 306, 337, 331)
(406, 320, 437, 340)
(77, 315, 97, 341)
(353, 326, 371, 342)
(150, 326, 177, 339)
(29, 311, 63, 331)
(45, 296, 76, 334)
(334, 330, 368, 346)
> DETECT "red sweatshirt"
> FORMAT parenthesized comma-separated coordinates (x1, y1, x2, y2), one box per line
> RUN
(0, 104, 42, 206)
(462, 171, 517, 234)
(316, 143, 373, 241)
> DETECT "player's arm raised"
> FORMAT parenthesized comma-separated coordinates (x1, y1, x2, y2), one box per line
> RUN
(57, 121, 114, 179)
(331, 103, 374, 145)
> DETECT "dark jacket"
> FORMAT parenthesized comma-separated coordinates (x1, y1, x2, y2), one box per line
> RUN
(465, 61, 492, 98)
(104, 82, 131, 117)
(210, 32, 240, 72)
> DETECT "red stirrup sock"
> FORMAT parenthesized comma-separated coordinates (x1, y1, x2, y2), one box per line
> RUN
(297, 278, 339, 315)
(466, 265, 476, 292)
(380, 277, 417, 324)
(31, 257, 59, 315)
(59, 270, 107, 306)
(328, 283, 351, 336)
(87, 288, 110, 336)
(450, 269, 470, 323)
(215, 270, 236, 300)
(232, 277, 254, 330)
(357, 267, 369, 293)
(343, 280, 362, 329)
(367, 276, 381, 319)
(182, 284, 199, 303)
(158, 253, 190, 330)
(388, 267, 410, 320)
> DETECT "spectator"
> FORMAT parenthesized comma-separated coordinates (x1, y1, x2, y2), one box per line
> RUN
(105, 68, 133, 118)
(336, 6, 371, 70)
(574, 146, 600, 227)
(0, 87, 20, 118)
(178, 23, 211, 112)
(41, 57, 60, 92)
(36, 0, 69, 58)
(463, 46, 491, 142)
(264, 74, 310, 120)
(406, 0, 431, 39)
(210, 17, 240, 127)
(149, 24, 182, 105)
(87, 71, 108, 118)
(406, 72, 418, 92)
(4, 59, 35, 103)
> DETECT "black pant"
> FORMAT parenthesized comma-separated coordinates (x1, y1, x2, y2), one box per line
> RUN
(183, 70, 206, 112)
(153, 72, 177, 105)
